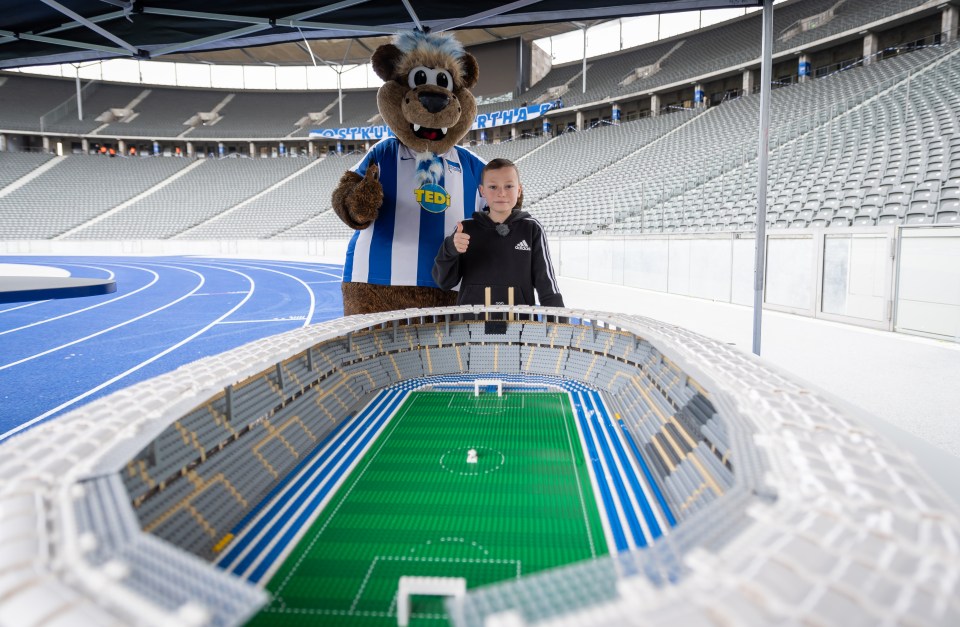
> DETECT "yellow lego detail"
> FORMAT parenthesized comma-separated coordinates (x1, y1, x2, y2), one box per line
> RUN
(213, 533, 235, 553)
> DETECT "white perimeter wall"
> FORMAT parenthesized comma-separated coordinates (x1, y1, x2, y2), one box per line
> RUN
(1, 225, 958, 341)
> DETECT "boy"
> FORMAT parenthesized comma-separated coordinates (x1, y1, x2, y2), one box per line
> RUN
(432, 158, 564, 308)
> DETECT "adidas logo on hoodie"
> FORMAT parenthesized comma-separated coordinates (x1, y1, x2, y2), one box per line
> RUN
(515, 240, 531, 251)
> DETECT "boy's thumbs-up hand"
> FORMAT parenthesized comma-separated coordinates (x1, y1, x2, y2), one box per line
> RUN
(453, 222, 470, 254)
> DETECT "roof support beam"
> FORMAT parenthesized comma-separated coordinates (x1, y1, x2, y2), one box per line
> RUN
(147, 0, 382, 59)
(400, 0, 424, 31)
(278, 19, 400, 34)
(0, 29, 130, 56)
(149, 24, 269, 58)
(34, 10, 127, 37)
(0, 10, 127, 50)
(39, 0, 139, 56)
(432, 0, 545, 32)
(285, 0, 372, 22)
(142, 9, 275, 26)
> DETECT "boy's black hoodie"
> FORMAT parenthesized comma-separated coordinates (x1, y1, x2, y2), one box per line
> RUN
(433, 208, 564, 307)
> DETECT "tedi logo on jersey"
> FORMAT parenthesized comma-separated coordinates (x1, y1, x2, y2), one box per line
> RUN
(415, 183, 451, 213)
(515, 240, 531, 251)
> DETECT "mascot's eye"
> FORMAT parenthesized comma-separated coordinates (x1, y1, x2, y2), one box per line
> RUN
(406, 66, 454, 90)
(408, 66, 430, 88)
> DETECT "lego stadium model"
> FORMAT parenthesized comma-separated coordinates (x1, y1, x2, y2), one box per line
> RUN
(1, 305, 958, 627)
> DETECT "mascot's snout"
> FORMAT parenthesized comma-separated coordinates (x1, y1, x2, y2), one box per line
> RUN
(419, 92, 449, 113)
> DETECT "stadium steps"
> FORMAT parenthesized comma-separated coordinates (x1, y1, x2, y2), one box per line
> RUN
(178, 93, 235, 138)
(639, 44, 960, 230)
(87, 88, 153, 135)
(0, 155, 65, 198)
(173, 157, 323, 238)
(515, 131, 564, 164)
(527, 107, 709, 211)
(53, 158, 206, 240)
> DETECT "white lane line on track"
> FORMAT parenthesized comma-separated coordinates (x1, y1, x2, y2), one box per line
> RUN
(0, 300, 50, 314)
(178, 261, 315, 327)
(200, 259, 343, 282)
(0, 265, 200, 371)
(0, 265, 157, 336)
(0, 264, 256, 443)
(218, 317, 306, 324)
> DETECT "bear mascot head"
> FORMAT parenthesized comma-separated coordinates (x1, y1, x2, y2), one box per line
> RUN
(331, 30, 486, 316)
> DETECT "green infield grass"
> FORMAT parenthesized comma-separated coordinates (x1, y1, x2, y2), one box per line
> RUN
(248, 390, 608, 627)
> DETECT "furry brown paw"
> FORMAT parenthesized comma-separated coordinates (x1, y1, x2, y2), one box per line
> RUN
(346, 164, 383, 226)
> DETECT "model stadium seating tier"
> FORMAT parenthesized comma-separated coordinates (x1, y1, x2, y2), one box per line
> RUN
(1, 305, 957, 627)
(125, 315, 728, 564)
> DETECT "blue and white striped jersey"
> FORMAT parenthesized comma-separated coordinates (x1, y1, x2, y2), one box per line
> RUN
(343, 138, 487, 288)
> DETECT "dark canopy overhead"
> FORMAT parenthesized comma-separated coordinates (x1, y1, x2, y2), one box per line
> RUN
(0, 1, 761, 69)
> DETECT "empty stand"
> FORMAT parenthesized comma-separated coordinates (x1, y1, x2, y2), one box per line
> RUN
(0, 152, 55, 190)
(98, 85, 229, 139)
(0, 155, 192, 239)
(67, 156, 309, 239)
(0, 1, 955, 237)
(0, 74, 76, 132)
(187, 91, 338, 139)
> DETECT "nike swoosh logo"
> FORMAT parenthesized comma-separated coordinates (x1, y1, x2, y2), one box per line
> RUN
(400, 156, 414, 160)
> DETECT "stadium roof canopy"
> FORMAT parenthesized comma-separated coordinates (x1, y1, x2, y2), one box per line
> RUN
(0, 1, 762, 70)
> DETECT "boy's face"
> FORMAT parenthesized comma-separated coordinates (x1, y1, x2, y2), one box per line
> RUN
(479, 166, 522, 221)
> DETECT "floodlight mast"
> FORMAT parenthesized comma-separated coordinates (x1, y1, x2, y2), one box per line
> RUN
(752, 0, 774, 357)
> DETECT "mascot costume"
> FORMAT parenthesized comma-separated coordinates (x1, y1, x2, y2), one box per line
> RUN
(332, 30, 487, 315)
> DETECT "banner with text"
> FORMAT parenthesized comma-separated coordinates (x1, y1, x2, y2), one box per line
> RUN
(472, 103, 554, 130)
(309, 103, 555, 141)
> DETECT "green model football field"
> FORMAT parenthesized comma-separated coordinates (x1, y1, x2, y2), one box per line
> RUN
(248, 390, 608, 627)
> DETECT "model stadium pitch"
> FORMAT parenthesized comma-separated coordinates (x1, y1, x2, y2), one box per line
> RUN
(249, 391, 608, 626)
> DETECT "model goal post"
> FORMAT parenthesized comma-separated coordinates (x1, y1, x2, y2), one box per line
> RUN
(474, 379, 503, 397)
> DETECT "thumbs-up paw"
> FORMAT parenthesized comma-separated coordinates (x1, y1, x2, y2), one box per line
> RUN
(347, 164, 383, 225)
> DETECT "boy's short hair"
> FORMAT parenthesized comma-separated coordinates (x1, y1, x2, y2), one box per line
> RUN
(481, 158, 519, 183)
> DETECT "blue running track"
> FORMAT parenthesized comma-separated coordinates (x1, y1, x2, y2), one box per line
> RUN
(0, 256, 344, 443)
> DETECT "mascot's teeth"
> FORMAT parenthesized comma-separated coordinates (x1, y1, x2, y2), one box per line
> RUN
(441, 127, 447, 134)
(413, 123, 421, 132)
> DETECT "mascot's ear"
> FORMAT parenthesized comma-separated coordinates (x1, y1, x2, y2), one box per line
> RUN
(460, 52, 480, 89)
(372, 44, 404, 83)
